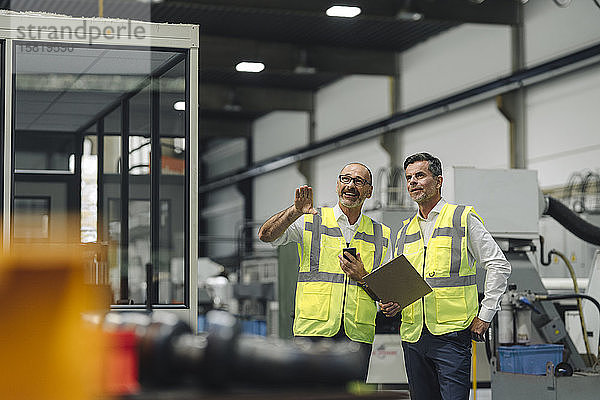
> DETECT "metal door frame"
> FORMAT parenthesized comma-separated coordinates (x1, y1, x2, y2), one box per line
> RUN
(0, 12, 199, 331)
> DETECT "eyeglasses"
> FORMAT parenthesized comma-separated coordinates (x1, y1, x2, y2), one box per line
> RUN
(338, 175, 371, 187)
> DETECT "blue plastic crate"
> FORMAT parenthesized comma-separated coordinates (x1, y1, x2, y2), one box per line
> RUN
(241, 319, 267, 336)
(197, 314, 206, 332)
(498, 344, 563, 375)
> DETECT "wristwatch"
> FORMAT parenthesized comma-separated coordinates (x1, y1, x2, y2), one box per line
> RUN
(357, 280, 380, 302)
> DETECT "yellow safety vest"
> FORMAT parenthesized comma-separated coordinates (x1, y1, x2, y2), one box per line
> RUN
(293, 207, 390, 344)
(394, 203, 480, 342)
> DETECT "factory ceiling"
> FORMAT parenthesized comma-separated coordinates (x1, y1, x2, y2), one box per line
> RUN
(3, 0, 520, 142)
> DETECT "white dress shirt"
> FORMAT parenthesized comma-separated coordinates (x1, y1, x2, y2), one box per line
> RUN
(418, 198, 511, 322)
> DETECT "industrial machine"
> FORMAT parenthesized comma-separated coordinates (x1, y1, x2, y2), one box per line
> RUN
(104, 310, 372, 389)
(454, 167, 600, 399)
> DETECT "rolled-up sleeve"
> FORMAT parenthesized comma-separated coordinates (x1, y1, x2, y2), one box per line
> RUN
(467, 213, 512, 322)
(270, 216, 304, 247)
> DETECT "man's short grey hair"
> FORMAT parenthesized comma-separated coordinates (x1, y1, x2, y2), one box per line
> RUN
(403, 153, 442, 177)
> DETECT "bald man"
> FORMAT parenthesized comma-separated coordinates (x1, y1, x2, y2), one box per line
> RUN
(259, 163, 391, 377)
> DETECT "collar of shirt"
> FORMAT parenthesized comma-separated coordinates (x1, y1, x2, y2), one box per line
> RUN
(417, 198, 446, 246)
(417, 197, 447, 222)
(333, 203, 362, 244)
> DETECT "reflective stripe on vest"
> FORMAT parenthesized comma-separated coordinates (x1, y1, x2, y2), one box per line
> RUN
(298, 209, 388, 285)
(298, 211, 346, 284)
(426, 205, 476, 288)
(398, 206, 475, 288)
(395, 215, 417, 256)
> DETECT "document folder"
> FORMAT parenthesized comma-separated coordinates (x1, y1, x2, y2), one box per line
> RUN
(362, 254, 432, 308)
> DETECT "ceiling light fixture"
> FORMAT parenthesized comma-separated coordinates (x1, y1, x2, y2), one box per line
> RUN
(326, 6, 361, 18)
(235, 61, 265, 73)
(173, 101, 185, 111)
(397, 10, 423, 21)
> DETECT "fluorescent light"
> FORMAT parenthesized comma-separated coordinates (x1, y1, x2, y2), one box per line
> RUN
(224, 103, 242, 112)
(326, 6, 361, 18)
(294, 65, 316, 74)
(235, 62, 265, 73)
(173, 101, 185, 111)
(397, 11, 423, 21)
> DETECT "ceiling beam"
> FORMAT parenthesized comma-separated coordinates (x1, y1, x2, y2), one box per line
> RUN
(15, 74, 314, 127)
(161, 0, 397, 19)
(161, 0, 518, 25)
(199, 41, 600, 193)
(411, 0, 519, 25)
(201, 36, 397, 76)
(200, 118, 252, 139)
(200, 83, 313, 114)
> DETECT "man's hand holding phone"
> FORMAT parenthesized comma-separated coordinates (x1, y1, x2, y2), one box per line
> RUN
(343, 247, 356, 261)
(339, 247, 367, 282)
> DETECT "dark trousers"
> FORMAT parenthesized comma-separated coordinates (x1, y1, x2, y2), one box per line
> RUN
(402, 326, 472, 400)
(297, 327, 373, 380)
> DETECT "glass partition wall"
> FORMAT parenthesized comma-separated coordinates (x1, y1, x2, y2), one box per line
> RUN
(1, 14, 199, 328)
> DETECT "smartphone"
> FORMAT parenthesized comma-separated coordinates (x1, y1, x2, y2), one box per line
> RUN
(343, 247, 357, 261)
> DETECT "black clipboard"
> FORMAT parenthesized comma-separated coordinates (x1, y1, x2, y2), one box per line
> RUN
(362, 254, 432, 307)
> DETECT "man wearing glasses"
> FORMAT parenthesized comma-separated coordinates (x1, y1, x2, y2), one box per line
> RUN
(258, 163, 391, 375)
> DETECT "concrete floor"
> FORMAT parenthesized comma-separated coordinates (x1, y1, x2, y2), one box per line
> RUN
(380, 388, 492, 399)
(470, 388, 492, 400)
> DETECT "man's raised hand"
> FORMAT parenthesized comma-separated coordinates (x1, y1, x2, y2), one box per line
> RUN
(295, 185, 318, 215)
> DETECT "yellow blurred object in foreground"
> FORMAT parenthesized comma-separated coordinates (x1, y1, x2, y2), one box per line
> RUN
(0, 246, 109, 400)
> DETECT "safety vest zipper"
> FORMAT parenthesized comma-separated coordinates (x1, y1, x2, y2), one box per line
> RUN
(422, 246, 426, 328)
